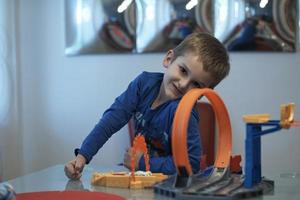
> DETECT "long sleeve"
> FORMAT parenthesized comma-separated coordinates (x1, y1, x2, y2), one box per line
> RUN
(77, 73, 144, 163)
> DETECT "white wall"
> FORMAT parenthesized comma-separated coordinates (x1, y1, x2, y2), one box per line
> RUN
(0, 0, 23, 181)
(2, 0, 300, 180)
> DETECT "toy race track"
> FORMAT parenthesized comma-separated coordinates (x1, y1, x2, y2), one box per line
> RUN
(91, 134, 168, 189)
(154, 88, 299, 199)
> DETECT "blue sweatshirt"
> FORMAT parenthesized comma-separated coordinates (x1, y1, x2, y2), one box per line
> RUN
(76, 72, 201, 175)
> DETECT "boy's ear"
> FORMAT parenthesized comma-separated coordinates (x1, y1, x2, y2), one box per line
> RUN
(162, 50, 174, 68)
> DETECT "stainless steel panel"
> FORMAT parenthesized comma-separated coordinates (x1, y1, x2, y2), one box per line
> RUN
(64, 0, 298, 54)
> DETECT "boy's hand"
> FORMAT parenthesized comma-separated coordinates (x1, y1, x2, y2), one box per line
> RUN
(123, 148, 143, 170)
(64, 154, 86, 180)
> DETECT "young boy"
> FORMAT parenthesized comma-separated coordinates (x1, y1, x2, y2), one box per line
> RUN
(64, 33, 230, 180)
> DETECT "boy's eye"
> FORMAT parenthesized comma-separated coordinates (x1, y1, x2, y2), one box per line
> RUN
(193, 81, 206, 88)
(179, 66, 187, 74)
(192, 82, 201, 88)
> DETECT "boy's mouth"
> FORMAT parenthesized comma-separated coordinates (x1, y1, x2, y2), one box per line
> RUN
(171, 83, 183, 97)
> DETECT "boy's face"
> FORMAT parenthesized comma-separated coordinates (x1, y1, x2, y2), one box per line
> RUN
(161, 50, 214, 101)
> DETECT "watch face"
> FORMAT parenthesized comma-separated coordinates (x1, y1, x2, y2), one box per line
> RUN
(217, 0, 296, 52)
(65, 0, 136, 55)
(102, 22, 134, 50)
(135, 0, 212, 53)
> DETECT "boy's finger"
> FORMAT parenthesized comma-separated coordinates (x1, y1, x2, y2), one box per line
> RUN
(74, 160, 84, 173)
(74, 154, 86, 172)
(64, 164, 75, 179)
(74, 173, 82, 180)
(65, 163, 75, 174)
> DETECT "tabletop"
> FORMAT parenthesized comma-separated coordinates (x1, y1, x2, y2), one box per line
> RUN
(3, 165, 300, 200)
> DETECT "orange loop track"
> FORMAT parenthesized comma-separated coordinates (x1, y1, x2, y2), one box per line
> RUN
(172, 88, 232, 176)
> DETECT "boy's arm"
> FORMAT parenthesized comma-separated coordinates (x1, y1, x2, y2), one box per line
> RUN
(138, 110, 201, 175)
(76, 73, 144, 164)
